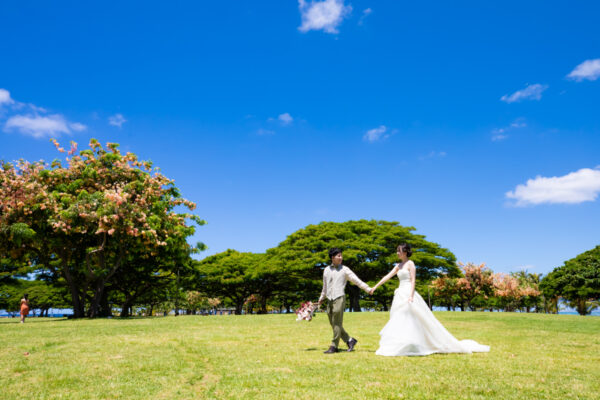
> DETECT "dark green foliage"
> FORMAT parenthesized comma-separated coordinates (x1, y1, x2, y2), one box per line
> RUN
(541, 245, 600, 315)
(194, 250, 267, 314)
(191, 220, 458, 315)
(0, 279, 69, 315)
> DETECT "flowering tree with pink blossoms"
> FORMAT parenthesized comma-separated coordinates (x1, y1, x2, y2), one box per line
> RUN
(430, 263, 542, 312)
(493, 273, 541, 312)
(0, 139, 204, 317)
(454, 262, 495, 311)
(430, 274, 460, 310)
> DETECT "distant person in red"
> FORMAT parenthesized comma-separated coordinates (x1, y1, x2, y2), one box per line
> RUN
(20, 294, 30, 323)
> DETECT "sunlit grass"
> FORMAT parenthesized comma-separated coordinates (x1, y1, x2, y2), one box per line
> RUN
(1, 311, 599, 399)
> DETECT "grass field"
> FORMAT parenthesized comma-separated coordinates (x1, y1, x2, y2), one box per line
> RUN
(1, 311, 599, 399)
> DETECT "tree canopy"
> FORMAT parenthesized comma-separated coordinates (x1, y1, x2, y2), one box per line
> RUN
(266, 220, 459, 311)
(194, 250, 267, 314)
(541, 245, 600, 315)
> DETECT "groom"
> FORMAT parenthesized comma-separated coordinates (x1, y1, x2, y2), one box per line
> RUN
(317, 248, 372, 354)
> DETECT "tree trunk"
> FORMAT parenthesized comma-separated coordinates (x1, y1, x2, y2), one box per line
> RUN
(235, 302, 243, 315)
(88, 284, 104, 318)
(86, 240, 123, 318)
(120, 297, 134, 317)
(99, 288, 111, 317)
(347, 285, 361, 312)
(575, 299, 588, 315)
(62, 264, 85, 318)
(258, 297, 268, 314)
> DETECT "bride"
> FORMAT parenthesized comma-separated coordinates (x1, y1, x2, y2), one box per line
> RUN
(370, 244, 490, 356)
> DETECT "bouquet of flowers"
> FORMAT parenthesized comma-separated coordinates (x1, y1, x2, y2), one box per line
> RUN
(295, 301, 318, 321)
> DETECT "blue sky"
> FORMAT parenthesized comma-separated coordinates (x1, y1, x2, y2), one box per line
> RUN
(1, 1, 599, 276)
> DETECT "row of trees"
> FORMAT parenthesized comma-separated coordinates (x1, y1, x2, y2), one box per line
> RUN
(430, 263, 543, 312)
(1, 140, 598, 317)
(195, 245, 599, 316)
(194, 220, 460, 314)
(0, 279, 70, 316)
(193, 236, 600, 316)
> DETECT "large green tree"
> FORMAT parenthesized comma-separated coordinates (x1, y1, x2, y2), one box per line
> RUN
(194, 250, 268, 314)
(266, 220, 459, 311)
(541, 245, 600, 315)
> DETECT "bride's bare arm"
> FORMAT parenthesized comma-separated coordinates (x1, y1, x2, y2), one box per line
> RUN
(372, 265, 400, 293)
(408, 261, 416, 302)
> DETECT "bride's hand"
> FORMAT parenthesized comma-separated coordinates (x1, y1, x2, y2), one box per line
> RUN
(408, 296, 413, 303)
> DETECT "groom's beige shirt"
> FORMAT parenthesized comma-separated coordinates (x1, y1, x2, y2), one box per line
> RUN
(319, 264, 371, 302)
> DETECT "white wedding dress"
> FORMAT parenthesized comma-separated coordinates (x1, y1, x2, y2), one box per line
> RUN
(376, 268, 490, 356)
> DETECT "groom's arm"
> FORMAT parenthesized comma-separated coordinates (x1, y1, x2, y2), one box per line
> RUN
(344, 267, 372, 293)
(318, 269, 327, 304)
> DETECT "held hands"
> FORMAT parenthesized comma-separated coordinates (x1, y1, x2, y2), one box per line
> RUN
(369, 287, 376, 295)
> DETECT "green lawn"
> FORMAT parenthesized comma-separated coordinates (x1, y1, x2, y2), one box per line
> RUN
(1, 311, 599, 399)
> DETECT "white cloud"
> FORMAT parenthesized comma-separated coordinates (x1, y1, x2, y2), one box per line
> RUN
(363, 125, 388, 142)
(506, 167, 600, 206)
(501, 84, 548, 103)
(5, 114, 71, 138)
(25, 103, 47, 113)
(69, 122, 87, 132)
(108, 113, 127, 128)
(358, 8, 372, 25)
(257, 128, 275, 136)
(491, 128, 507, 141)
(278, 113, 293, 125)
(567, 58, 600, 82)
(1, 88, 86, 138)
(419, 151, 447, 160)
(491, 119, 527, 141)
(0, 88, 14, 105)
(510, 121, 527, 128)
(298, 0, 352, 34)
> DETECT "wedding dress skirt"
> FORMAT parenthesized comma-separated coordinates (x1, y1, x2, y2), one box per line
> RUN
(376, 269, 490, 356)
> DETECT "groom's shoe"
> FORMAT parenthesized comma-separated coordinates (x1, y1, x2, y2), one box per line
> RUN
(324, 346, 338, 354)
(347, 338, 358, 352)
